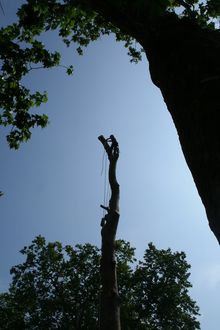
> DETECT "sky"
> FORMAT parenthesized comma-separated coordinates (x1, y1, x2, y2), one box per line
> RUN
(1, 1, 220, 329)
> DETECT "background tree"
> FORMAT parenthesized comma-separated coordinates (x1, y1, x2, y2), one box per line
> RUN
(0, 236, 200, 329)
(0, 236, 100, 329)
(1, 0, 220, 242)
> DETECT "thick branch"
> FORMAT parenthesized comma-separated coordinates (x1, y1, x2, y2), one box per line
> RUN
(77, 0, 151, 42)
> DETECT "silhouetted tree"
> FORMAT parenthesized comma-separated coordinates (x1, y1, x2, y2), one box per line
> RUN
(0, 236, 200, 329)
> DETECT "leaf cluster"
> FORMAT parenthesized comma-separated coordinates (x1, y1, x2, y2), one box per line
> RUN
(0, 24, 54, 148)
(167, 0, 220, 28)
(0, 236, 200, 329)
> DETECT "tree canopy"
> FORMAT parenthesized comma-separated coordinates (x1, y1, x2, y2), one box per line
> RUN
(0, 0, 219, 148)
(0, 236, 200, 329)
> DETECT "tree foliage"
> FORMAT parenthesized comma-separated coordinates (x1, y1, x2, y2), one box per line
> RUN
(0, 0, 219, 148)
(0, 236, 200, 329)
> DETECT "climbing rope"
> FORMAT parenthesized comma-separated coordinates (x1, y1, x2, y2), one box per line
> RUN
(101, 149, 109, 216)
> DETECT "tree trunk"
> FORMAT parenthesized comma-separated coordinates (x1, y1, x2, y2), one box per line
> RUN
(98, 135, 121, 330)
(141, 15, 220, 243)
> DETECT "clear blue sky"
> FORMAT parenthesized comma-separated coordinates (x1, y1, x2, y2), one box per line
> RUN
(1, 1, 220, 329)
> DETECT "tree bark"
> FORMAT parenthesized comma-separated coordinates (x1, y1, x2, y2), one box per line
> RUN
(142, 15, 220, 243)
(77, 1, 220, 242)
(98, 135, 121, 330)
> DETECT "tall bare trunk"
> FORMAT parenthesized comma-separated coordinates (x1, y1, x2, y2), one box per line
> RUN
(98, 135, 121, 330)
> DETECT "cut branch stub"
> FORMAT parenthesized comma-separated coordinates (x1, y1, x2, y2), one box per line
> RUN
(98, 134, 119, 161)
